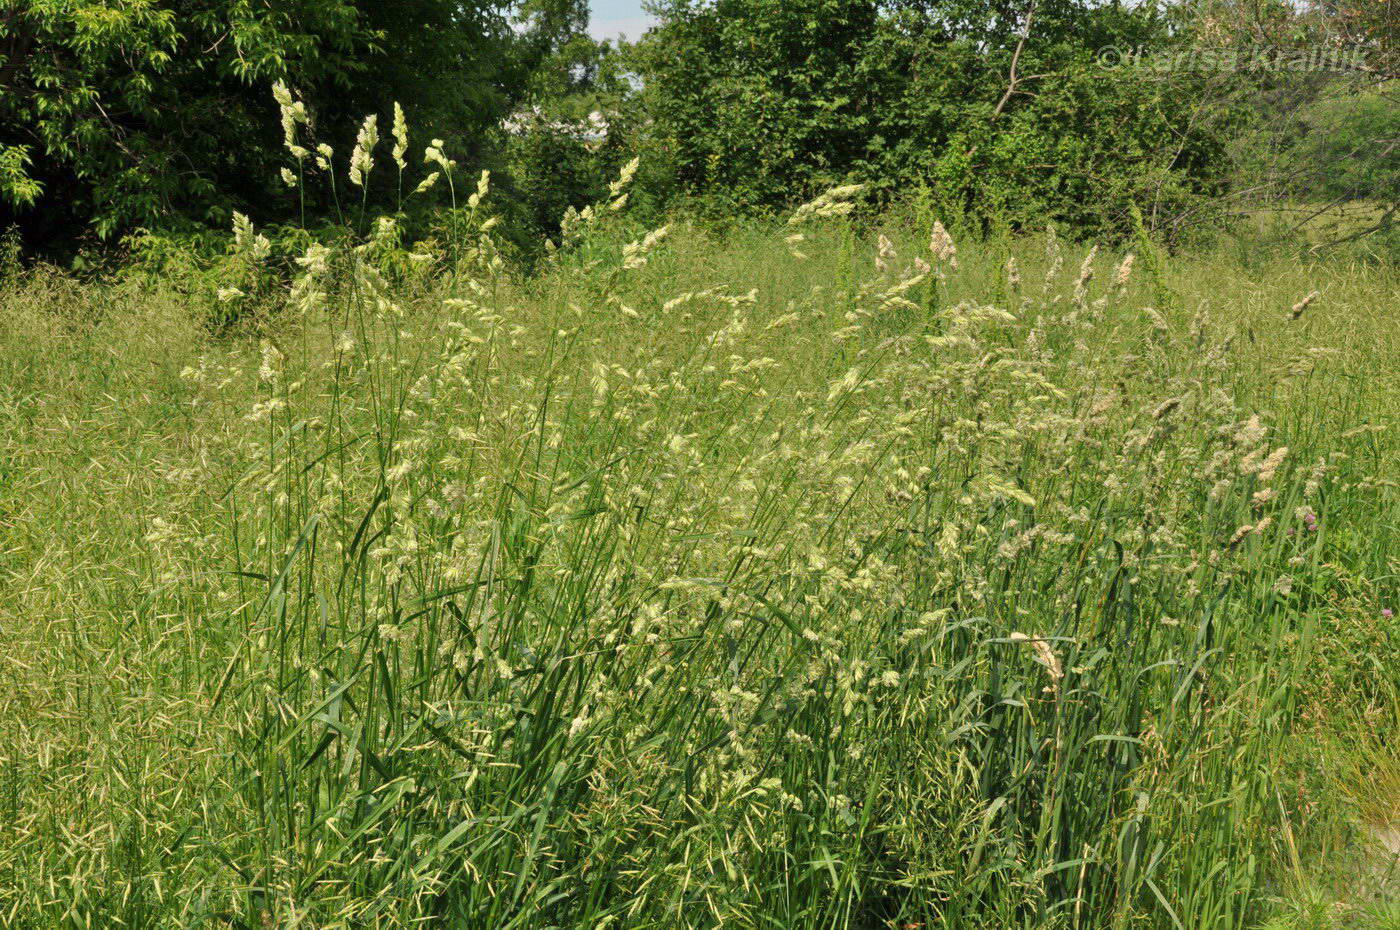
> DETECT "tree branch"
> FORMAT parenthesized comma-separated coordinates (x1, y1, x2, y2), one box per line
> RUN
(966, 0, 1038, 161)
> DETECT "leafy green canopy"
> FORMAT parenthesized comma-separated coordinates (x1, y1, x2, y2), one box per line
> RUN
(630, 0, 1248, 238)
(0, 0, 518, 250)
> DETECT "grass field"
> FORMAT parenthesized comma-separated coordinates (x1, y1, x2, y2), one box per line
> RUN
(0, 197, 1397, 928)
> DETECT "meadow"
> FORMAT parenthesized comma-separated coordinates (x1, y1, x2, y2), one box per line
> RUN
(0, 173, 1397, 928)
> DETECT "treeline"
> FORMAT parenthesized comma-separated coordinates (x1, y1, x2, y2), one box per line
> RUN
(1, 0, 1395, 260)
(0, 0, 597, 257)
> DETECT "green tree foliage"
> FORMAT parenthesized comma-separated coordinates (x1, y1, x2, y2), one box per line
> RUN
(1192, 0, 1397, 79)
(490, 0, 641, 253)
(628, 0, 1246, 238)
(0, 0, 516, 252)
(1290, 90, 1398, 204)
(513, 0, 594, 98)
(1182, 0, 1397, 253)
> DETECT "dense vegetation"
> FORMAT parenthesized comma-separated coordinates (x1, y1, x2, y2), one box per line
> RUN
(0, 1, 1396, 927)
(0, 0, 585, 252)
(2, 0, 1396, 257)
(1, 151, 1397, 926)
(628, 0, 1240, 235)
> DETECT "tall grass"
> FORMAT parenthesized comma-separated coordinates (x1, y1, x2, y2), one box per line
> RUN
(0, 160, 1396, 928)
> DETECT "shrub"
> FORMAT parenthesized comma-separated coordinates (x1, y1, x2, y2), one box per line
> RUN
(626, 0, 1247, 241)
(0, 0, 521, 255)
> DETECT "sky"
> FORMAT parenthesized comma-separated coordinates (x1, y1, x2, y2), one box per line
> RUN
(588, 0, 658, 41)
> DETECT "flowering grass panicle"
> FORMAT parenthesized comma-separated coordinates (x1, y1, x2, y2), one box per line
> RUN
(0, 111, 1396, 930)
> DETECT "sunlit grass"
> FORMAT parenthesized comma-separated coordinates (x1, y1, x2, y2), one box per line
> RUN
(0, 178, 1396, 928)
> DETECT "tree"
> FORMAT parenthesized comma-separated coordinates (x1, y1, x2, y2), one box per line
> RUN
(0, 0, 516, 254)
(628, 0, 1244, 238)
(631, 0, 882, 211)
(1181, 0, 1398, 252)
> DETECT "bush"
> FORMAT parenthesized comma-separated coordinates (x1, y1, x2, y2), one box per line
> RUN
(626, 0, 1247, 241)
(0, 0, 521, 256)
